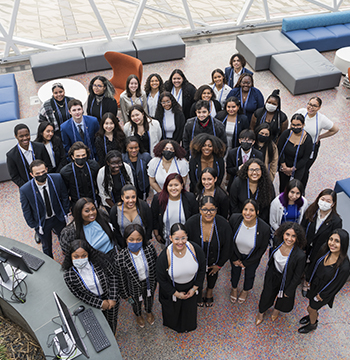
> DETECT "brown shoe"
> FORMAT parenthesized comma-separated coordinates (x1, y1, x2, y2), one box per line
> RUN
(136, 315, 145, 328)
(146, 312, 155, 325)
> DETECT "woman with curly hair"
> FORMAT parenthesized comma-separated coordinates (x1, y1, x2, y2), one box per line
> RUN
(62, 239, 119, 333)
(147, 140, 189, 193)
(229, 158, 274, 223)
(250, 89, 288, 142)
(253, 123, 279, 182)
(226, 73, 264, 123)
(189, 133, 226, 192)
(224, 53, 253, 88)
(210, 68, 232, 109)
(120, 74, 148, 123)
(154, 91, 186, 144)
(87, 75, 118, 123)
(144, 73, 164, 117)
(189, 85, 222, 118)
(95, 112, 126, 167)
(256, 222, 306, 325)
(151, 173, 198, 246)
(164, 69, 197, 120)
(96, 150, 134, 211)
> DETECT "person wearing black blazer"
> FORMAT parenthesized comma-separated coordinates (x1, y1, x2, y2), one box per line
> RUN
(229, 199, 270, 304)
(151, 173, 198, 246)
(226, 129, 263, 190)
(62, 239, 119, 334)
(116, 224, 157, 327)
(189, 85, 222, 119)
(20, 160, 70, 258)
(256, 222, 306, 325)
(154, 91, 186, 144)
(34, 121, 67, 173)
(185, 196, 233, 306)
(7, 124, 52, 188)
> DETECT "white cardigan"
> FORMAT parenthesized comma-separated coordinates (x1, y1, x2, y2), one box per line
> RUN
(97, 163, 134, 207)
(269, 195, 308, 232)
(123, 119, 162, 157)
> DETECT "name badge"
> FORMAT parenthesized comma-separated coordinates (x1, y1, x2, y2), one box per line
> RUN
(278, 290, 283, 298)
(139, 295, 143, 302)
(147, 289, 151, 297)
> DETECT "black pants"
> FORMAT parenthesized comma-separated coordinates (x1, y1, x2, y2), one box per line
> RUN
(131, 280, 154, 316)
(300, 142, 320, 191)
(198, 269, 218, 302)
(230, 259, 259, 291)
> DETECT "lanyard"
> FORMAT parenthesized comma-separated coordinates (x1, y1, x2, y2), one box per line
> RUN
(71, 120, 94, 159)
(130, 97, 143, 106)
(53, 98, 70, 126)
(129, 248, 151, 296)
(212, 84, 224, 104)
(234, 218, 258, 259)
(30, 179, 43, 235)
(166, 195, 183, 240)
(73, 262, 101, 299)
(283, 205, 299, 223)
(103, 136, 109, 155)
(47, 174, 68, 223)
(139, 158, 146, 200)
(200, 216, 220, 269)
(72, 162, 97, 205)
(120, 202, 143, 235)
(17, 144, 35, 181)
(171, 87, 182, 103)
(195, 160, 220, 183)
(154, 157, 180, 178)
(223, 114, 238, 147)
(259, 110, 267, 125)
(191, 117, 217, 144)
(247, 178, 259, 200)
(240, 88, 251, 114)
(90, 97, 103, 120)
(170, 243, 198, 287)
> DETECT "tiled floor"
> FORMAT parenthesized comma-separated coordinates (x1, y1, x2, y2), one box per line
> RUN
(1, 33, 350, 359)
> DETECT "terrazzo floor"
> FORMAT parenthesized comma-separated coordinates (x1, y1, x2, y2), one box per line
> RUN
(1, 36, 350, 359)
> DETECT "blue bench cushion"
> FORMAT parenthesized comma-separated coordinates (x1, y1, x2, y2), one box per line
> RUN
(0, 73, 20, 123)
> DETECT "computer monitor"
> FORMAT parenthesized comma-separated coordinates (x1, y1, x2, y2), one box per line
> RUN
(53, 292, 89, 359)
(0, 245, 32, 284)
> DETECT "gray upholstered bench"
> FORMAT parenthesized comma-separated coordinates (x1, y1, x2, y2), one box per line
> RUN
(133, 34, 185, 64)
(270, 49, 342, 95)
(236, 30, 299, 71)
(83, 39, 136, 72)
(30, 48, 86, 82)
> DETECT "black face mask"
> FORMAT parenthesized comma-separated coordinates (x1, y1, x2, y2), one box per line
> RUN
(75, 157, 87, 166)
(240, 141, 253, 151)
(198, 115, 210, 124)
(162, 150, 175, 161)
(35, 173, 47, 183)
(291, 127, 302, 134)
(257, 134, 269, 143)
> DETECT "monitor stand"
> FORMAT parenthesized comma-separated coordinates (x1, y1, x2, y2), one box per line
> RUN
(0, 263, 27, 291)
(54, 328, 82, 360)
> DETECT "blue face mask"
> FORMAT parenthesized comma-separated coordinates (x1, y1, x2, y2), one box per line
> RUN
(128, 242, 143, 253)
(73, 258, 89, 269)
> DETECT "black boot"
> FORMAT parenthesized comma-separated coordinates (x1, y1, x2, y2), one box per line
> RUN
(298, 320, 318, 333)
(299, 315, 310, 325)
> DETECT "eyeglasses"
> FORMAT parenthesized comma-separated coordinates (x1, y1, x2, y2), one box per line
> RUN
(307, 103, 319, 108)
(200, 208, 217, 214)
(248, 168, 261, 173)
(161, 100, 171, 105)
(173, 236, 187, 242)
(93, 84, 104, 88)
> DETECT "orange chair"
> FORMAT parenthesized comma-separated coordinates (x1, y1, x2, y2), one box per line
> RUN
(104, 51, 143, 106)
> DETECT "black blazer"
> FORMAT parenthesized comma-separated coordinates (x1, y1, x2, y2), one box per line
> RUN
(116, 243, 157, 301)
(95, 135, 126, 167)
(301, 212, 342, 263)
(154, 111, 186, 144)
(87, 95, 118, 123)
(189, 154, 225, 192)
(151, 192, 199, 240)
(229, 176, 274, 224)
(215, 111, 250, 149)
(229, 214, 270, 267)
(109, 200, 153, 246)
(6, 141, 52, 187)
(196, 186, 229, 220)
(189, 100, 221, 119)
(226, 147, 263, 190)
(185, 214, 233, 267)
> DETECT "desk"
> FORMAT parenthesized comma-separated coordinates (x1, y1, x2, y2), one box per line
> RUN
(38, 79, 88, 104)
(0, 236, 122, 359)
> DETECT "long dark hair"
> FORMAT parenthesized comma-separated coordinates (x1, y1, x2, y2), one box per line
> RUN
(274, 222, 306, 249)
(120, 184, 147, 227)
(123, 223, 148, 249)
(304, 188, 338, 222)
(153, 139, 186, 159)
(35, 121, 55, 143)
(210, 68, 227, 85)
(195, 167, 218, 195)
(73, 198, 116, 246)
(254, 123, 274, 162)
(144, 73, 164, 96)
(224, 96, 243, 115)
(95, 112, 126, 150)
(154, 91, 183, 120)
(128, 104, 150, 132)
(189, 133, 226, 158)
(61, 239, 107, 271)
(158, 173, 186, 211)
(88, 75, 115, 98)
(279, 179, 304, 209)
(126, 74, 142, 97)
(237, 158, 273, 208)
(193, 85, 216, 102)
(104, 151, 132, 196)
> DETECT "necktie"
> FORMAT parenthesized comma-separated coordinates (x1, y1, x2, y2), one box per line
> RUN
(78, 124, 84, 141)
(43, 186, 53, 217)
(243, 154, 248, 164)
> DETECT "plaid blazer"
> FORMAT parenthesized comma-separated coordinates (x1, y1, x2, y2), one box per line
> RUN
(64, 262, 118, 309)
(116, 243, 157, 300)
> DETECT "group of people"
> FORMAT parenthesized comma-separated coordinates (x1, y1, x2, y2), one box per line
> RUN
(6, 53, 349, 336)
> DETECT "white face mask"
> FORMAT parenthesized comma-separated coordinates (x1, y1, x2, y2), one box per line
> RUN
(318, 199, 332, 212)
(73, 258, 89, 269)
(265, 103, 277, 112)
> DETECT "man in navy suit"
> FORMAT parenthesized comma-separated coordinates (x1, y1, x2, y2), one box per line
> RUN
(6, 124, 52, 187)
(20, 159, 70, 258)
(60, 99, 99, 160)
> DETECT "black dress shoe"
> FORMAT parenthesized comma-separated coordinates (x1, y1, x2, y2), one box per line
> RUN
(299, 315, 310, 325)
(301, 289, 307, 297)
(34, 233, 41, 244)
(298, 320, 318, 334)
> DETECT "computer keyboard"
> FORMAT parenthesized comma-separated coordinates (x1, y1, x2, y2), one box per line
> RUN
(10, 247, 45, 271)
(77, 308, 111, 353)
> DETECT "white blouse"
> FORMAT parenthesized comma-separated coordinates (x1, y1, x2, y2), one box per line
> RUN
(235, 223, 256, 255)
(274, 249, 288, 273)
